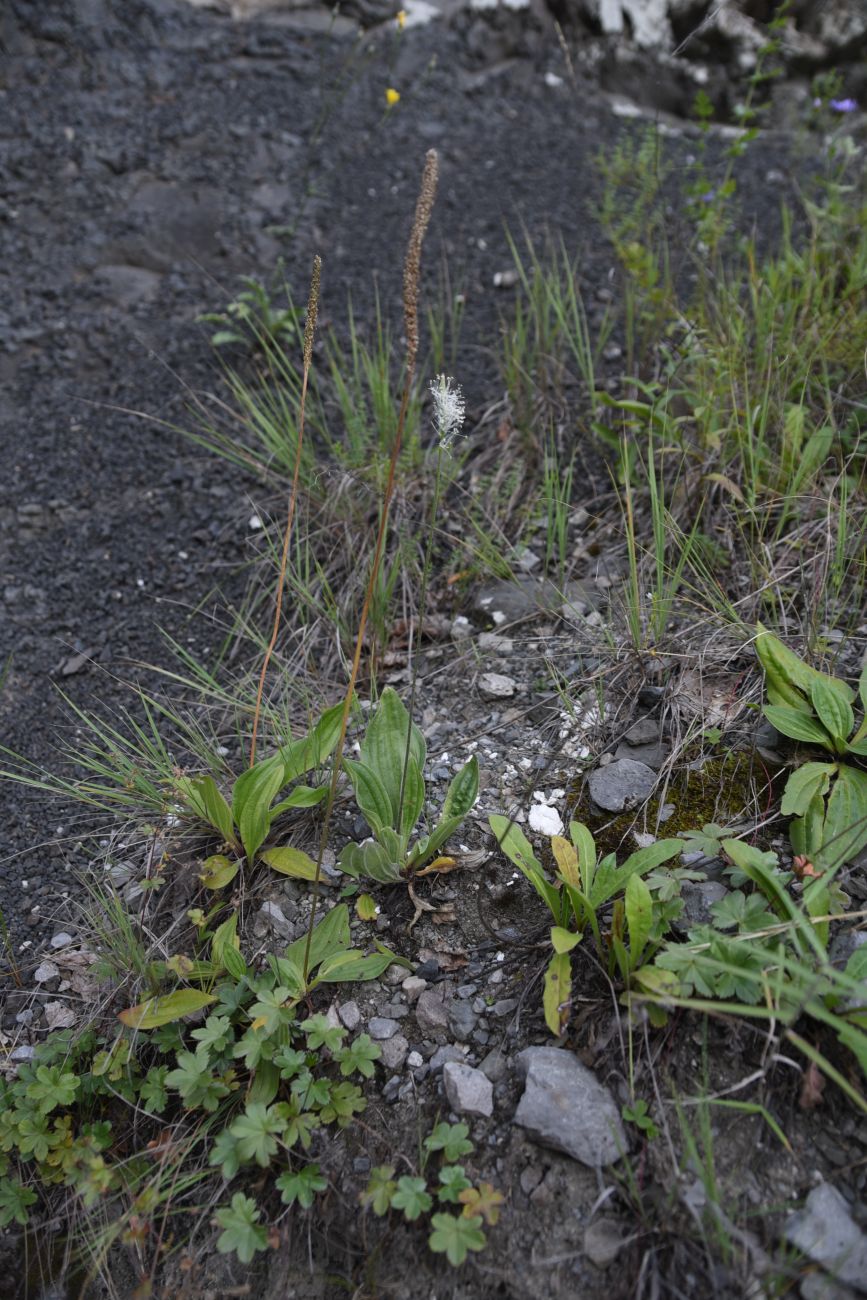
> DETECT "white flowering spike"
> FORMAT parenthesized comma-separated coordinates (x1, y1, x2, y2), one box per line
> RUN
(429, 373, 466, 451)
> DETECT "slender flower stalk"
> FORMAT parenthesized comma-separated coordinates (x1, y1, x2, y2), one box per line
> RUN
(302, 151, 439, 982)
(396, 374, 466, 820)
(249, 256, 321, 768)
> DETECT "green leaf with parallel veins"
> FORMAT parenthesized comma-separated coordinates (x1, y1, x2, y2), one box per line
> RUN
(810, 678, 854, 750)
(361, 688, 426, 827)
(764, 705, 834, 749)
(399, 756, 425, 845)
(345, 760, 393, 838)
(178, 774, 237, 846)
(315, 948, 399, 983)
(270, 785, 328, 816)
(260, 845, 319, 880)
(821, 765, 867, 868)
(339, 839, 402, 884)
(781, 762, 836, 817)
(551, 926, 582, 954)
(592, 839, 682, 908)
(118, 989, 216, 1030)
(442, 756, 479, 821)
(489, 815, 562, 920)
(198, 855, 240, 890)
(625, 872, 653, 965)
(211, 912, 240, 972)
(279, 700, 346, 784)
(543, 951, 572, 1036)
(284, 903, 351, 976)
(232, 754, 285, 862)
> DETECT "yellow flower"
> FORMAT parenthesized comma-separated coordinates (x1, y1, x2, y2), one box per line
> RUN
(385, 87, 400, 107)
(396, 8, 406, 27)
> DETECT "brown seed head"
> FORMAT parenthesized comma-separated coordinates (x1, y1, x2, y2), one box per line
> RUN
(403, 149, 439, 375)
(303, 254, 321, 370)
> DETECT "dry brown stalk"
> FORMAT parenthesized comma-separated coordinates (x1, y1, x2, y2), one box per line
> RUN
(248, 255, 321, 768)
(302, 150, 440, 981)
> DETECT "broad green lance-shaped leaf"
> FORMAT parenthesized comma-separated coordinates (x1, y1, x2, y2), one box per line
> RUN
(361, 688, 426, 829)
(428, 1213, 486, 1267)
(543, 951, 572, 1036)
(569, 822, 597, 890)
(790, 792, 826, 862)
(199, 854, 240, 890)
(232, 754, 285, 862)
(339, 839, 402, 884)
(356, 893, 378, 921)
(590, 839, 682, 908)
(270, 785, 329, 817)
(821, 765, 867, 868)
(551, 836, 580, 887)
(211, 912, 240, 970)
(781, 762, 836, 818)
(551, 926, 582, 954)
(222, 944, 247, 981)
(442, 756, 480, 822)
(810, 679, 854, 751)
(345, 760, 392, 839)
(215, 1193, 269, 1265)
(399, 756, 425, 845)
(315, 948, 401, 984)
(625, 872, 653, 965)
(118, 989, 216, 1030)
(764, 706, 834, 749)
(754, 625, 854, 712)
(279, 700, 346, 784)
(260, 845, 319, 880)
(489, 815, 563, 922)
(284, 903, 351, 977)
(178, 774, 236, 846)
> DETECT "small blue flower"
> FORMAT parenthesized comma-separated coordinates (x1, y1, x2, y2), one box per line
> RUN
(829, 98, 858, 114)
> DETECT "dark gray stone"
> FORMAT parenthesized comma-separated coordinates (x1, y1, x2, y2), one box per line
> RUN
(587, 758, 656, 812)
(448, 998, 479, 1042)
(513, 1047, 627, 1168)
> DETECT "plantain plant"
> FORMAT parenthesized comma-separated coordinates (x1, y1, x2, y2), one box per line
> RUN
(339, 688, 479, 884)
(489, 816, 682, 1034)
(174, 701, 347, 889)
(754, 626, 867, 867)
